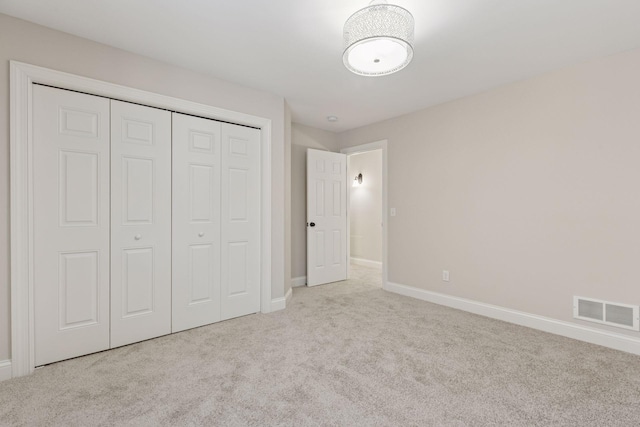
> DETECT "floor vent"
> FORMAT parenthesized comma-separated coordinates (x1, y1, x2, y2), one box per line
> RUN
(573, 296, 639, 331)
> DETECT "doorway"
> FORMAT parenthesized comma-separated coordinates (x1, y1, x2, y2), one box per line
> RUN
(341, 140, 388, 288)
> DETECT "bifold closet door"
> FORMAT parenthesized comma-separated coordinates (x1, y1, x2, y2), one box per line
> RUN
(110, 100, 172, 347)
(172, 118, 261, 329)
(33, 85, 111, 366)
(33, 86, 258, 364)
(220, 123, 261, 320)
(172, 113, 222, 333)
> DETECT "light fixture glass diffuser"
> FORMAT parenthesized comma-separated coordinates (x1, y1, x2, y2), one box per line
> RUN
(343, 0, 414, 76)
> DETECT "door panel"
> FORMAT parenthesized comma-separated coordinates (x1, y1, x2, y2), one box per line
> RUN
(220, 123, 261, 320)
(307, 149, 347, 286)
(228, 242, 248, 295)
(333, 230, 342, 264)
(58, 251, 99, 329)
(121, 156, 154, 223)
(121, 247, 154, 316)
(228, 168, 248, 219)
(59, 151, 99, 226)
(172, 113, 222, 332)
(190, 164, 214, 221)
(189, 244, 215, 303)
(315, 231, 325, 267)
(111, 100, 171, 348)
(33, 85, 110, 366)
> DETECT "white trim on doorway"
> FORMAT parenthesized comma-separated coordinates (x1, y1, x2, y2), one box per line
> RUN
(340, 140, 388, 288)
(9, 61, 273, 379)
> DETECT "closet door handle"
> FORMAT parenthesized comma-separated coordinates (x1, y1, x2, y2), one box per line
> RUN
(198, 232, 205, 237)
(134, 234, 142, 240)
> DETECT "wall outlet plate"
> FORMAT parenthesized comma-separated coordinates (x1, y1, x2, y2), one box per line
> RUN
(442, 270, 450, 282)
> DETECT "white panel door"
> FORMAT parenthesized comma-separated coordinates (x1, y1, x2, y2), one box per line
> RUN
(172, 113, 222, 332)
(306, 149, 347, 286)
(33, 85, 111, 366)
(220, 123, 261, 320)
(110, 100, 172, 347)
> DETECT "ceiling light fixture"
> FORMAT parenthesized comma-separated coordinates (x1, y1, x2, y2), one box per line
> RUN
(343, 0, 415, 77)
(327, 115, 338, 122)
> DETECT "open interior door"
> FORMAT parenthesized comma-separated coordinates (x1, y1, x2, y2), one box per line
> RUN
(306, 149, 347, 286)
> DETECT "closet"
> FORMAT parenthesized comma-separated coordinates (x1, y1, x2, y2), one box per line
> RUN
(32, 85, 261, 366)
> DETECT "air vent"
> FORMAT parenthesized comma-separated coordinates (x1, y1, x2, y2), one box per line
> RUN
(573, 296, 639, 331)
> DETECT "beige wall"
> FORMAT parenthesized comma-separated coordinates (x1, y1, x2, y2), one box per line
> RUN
(0, 13, 287, 361)
(291, 123, 340, 280)
(339, 47, 640, 336)
(348, 150, 383, 263)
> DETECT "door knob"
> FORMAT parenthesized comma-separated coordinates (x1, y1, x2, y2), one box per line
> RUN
(134, 234, 142, 240)
(309, 222, 316, 227)
(198, 232, 205, 237)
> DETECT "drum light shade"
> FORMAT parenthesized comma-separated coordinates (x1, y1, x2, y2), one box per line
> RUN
(343, 1, 415, 76)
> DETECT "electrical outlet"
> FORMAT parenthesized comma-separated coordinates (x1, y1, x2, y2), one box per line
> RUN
(442, 270, 450, 282)
(390, 208, 396, 217)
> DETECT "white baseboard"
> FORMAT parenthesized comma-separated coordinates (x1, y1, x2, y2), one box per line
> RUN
(285, 287, 293, 306)
(0, 360, 12, 382)
(385, 281, 640, 356)
(271, 287, 293, 312)
(350, 257, 382, 269)
(291, 276, 306, 287)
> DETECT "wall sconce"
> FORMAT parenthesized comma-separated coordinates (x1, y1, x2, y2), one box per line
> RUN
(353, 173, 363, 187)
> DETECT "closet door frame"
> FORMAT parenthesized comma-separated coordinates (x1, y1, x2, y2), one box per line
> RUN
(9, 61, 274, 379)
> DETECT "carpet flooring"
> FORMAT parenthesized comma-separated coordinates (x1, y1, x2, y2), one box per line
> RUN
(1, 264, 640, 426)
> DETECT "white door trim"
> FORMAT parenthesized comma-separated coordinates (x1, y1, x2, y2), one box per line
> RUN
(9, 60, 273, 379)
(340, 140, 388, 287)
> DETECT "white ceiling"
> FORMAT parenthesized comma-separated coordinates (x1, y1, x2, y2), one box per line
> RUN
(2, 0, 640, 132)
